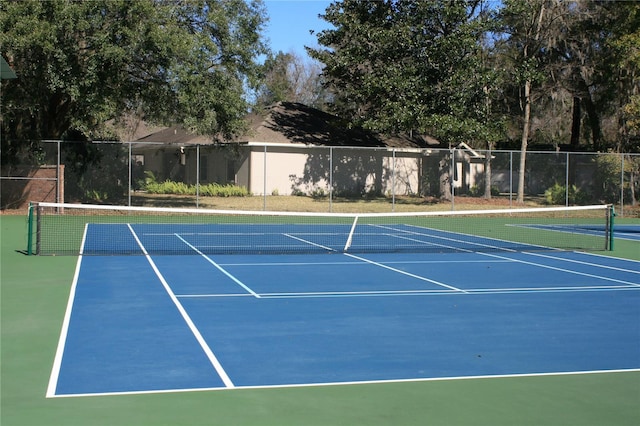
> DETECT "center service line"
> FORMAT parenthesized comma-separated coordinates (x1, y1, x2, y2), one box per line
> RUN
(174, 233, 261, 298)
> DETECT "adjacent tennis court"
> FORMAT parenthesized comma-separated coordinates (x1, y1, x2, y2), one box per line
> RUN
(35, 203, 639, 398)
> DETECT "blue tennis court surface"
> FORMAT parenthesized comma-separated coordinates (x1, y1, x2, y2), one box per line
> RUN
(47, 223, 640, 397)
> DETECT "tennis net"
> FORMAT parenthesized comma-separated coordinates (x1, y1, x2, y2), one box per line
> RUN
(28, 202, 614, 256)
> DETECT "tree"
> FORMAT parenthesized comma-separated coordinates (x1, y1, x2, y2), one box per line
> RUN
(254, 51, 329, 109)
(545, 1, 640, 154)
(0, 0, 268, 163)
(495, 1, 639, 203)
(496, 0, 566, 203)
(604, 2, 640, 154)
(310, 0, 501, 199)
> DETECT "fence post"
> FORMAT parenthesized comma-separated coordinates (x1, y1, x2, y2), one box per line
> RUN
(128, 142, 132, 206)
(450, 148, 455, 211)
(565, 152, 569, 206)
(196, 144, 200, 208)
(329, 147, 333, 213)
(620, 154, 624, 217)
(263, 145, 267, 211)
(392, 149, 396, 212)
(56, 140, 61, 203)
(509, 151, 513, 208)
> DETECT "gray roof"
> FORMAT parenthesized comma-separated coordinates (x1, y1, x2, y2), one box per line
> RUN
(135, 125, 212, 145)
(135, 102, 440, 148)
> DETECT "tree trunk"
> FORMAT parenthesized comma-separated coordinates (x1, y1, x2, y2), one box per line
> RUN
(484, 142, 492, 199)
(570, 96, 581, 148)
(583, 95, 602, 151)
(517, 79, 531, 204)
(628, 154, 637, 206)
(574, 76, 602, 151)
(439, 152, 452, 201)
(516, 2, 545, 204)
(568, 96, 581, 188)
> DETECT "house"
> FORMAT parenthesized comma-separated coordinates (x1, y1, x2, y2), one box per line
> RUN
(131, 102, 487, 197)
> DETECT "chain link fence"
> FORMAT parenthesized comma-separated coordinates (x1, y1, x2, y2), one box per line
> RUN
(2, 140, 638, 216)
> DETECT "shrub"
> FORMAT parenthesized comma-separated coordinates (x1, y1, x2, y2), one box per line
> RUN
(469, 185, 500, 197)
(199, 183, 249, 197)
(544, 183, 588, 205)
(144, 179, 248, 197)
(309, 187, 327, 199)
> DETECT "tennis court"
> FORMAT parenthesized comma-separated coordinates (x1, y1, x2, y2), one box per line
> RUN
(35, 203, 639, 398)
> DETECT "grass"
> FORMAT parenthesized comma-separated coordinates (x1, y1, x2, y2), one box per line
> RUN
(129, 193, 551, 213)
(2, 212, 640, 425)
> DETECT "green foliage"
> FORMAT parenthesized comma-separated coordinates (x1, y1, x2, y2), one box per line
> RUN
(544, 183, 588, 206)
(309, 0, 502, 146)
(143, 180, 249, 197)
(256, 52, 296, 105)
(0, 0, 269, 164)
(469, 185, 500, 197)
(623, 95, 640, 141)
(200, 183, 250, 197)
(594, 154, 622, 204)
(309, 187, 328, 199)
(62, 140, 129, 203)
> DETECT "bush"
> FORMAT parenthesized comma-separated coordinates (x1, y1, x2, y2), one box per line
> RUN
(469, 185, 500, 197)
(199, 183, 249, 197)
(544, 183, 588, 205)
(594, 154, 622, 203)
(143, 179, 248, 197)
(309, 187, 327, 199)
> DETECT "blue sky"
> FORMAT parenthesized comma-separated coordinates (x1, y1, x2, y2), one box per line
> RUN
(262, 0, 333, 58)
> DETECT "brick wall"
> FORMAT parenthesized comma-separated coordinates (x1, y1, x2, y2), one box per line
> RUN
(1, 165, 64, 210)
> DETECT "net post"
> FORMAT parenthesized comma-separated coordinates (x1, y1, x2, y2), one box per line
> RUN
(35, 203, 42, 255)
(607, 204, 615, 251)
(26, 202, 34, 255)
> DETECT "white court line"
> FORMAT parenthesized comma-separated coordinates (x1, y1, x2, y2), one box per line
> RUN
(524, 251, 640, 277)
(481, 252, 640, 287)
(577, 250, 640, 264)
(46, 223, 89, 398)
(175, 283, 640, 300)
(381, 225, 640, 287)
(283, 233, 337, 252)
(128, 225, 235, 388)
(215, 259, 512, 267)
(283, 232, 466, 293)
(47, 368, 640, 398)
(344, 253, 467, 293)
(398, 223, 553, 252)
(174, 233, 261, 298)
